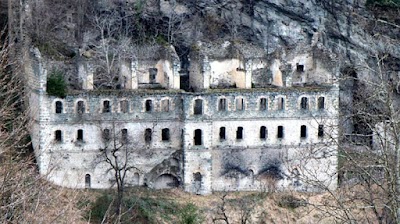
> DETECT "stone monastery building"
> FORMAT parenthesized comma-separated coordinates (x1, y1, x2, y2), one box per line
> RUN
(27, 42, 339, 195)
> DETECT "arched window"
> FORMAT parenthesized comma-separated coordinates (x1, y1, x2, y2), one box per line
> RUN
(260, 98, 267, 111)
(85, 174, 91, 188)
(277, 97, 285, 110)
(300, 97, 308, 110)
(161, 99, 170, 112)
(162, 128, 170, 141)
(260, 126, 267, 139)
(194, 99, 203, 115)
(236, 127, 243, 140)
(133, 173, 140, 185)
(77, 101, 85, 114)
(120, 100, 129, 113)
(194, 129, 202, 145)
(103, 100, 111, 113)
(236, 98, 244, 111)
(145, 100, 152, 112)
(218, 98, 226, 111)
(144, 128, 152, 143)
(300, 125, 307, 138)
(219, 127, 226, 141)
(55, 101, 63, 113)
(318, 97, 325, 110)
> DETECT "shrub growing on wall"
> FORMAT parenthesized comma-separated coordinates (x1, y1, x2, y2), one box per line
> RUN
(46, 69, 67, 98)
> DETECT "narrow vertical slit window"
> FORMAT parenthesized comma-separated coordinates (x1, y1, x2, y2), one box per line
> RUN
(85, 174, 91, 188)
(103, 129, 110, 141)
(219, 127, 226, 141)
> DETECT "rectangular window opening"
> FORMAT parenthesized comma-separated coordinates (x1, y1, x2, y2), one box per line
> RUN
(103, 101, 111, 113)
(77, 129, 83, 141)
(260, 98, 267, 111)
(120, 100, 129, 113)
(300, 125, 307, 138)
(55, 101, 63, 114)
(149, 68, 157, 83)
(161, 99, 170, 112)
(194, 129, 202, 145)
(236, 127, 243, 140)
(277, 126, 284, 139)
(77, 101, 85, 114)
(162, 128, 170, 141)
(236, 98, 244, 111)
(145, 128, 152, 143)
(122, 129, 128, 143)
(103, 129, 110, 141)
(194, 99, 203, 115)
(278, 98, 285, 110)
(219, 127, 226, 141)
(318, 125, 324, 138)
(145, 100, 153, 112)
(318, 97, 325, 110)
(260, 126, 267, 139)
(218, 98, 226, 111)
(301, 97, 308, 110)
(55, 130, 62, 142)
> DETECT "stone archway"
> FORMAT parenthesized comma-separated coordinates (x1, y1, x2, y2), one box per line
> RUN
(153, 174, 179, 189)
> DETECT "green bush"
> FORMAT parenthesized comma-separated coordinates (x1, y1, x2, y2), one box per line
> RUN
(178, 203, 203, 224)
(89, 193, 114, 222)
(46, 70, 67, 98)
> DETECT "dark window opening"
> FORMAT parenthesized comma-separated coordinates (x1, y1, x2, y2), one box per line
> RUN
(218, 98, 226, 111)
(194, 99, 203, 115)
(77, 101, 85, 114)
(236, 98, 244, 111)
(55, 101, 63, 113)
(194, 172, 202, 181)
(277, 126, 284, 139)
(55, 130, 62, 142)
(145, 128, 152, 143)
(300, 125, 307, 138)
(149, 68, 157, 83)
(85, 174, 91, 188)
(260, 126, 267, 139)
(236, 127, 243, 140)
(277, 97, 285, 110)
(260, 98, 267, 111)
(318, 97, 325, 110)
(161, 99, 170, 112)
(103, 129, 110, 141)
(300, 97, 308, 110)
(77, 129, 83, 141)
(122, 129, 128, 143)
(145, 100, 152, 112)
(120, 100, 129, 113)
(194, 129, 202, 145)
(318, 125, 324, 137)
(103, 100, 111, 113)
(162, 128, 170, 141)
(296, 63, 304, 72)
(219, 127, 226, 141)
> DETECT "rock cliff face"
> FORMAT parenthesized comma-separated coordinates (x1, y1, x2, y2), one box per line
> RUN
(157, 0, 399, 66)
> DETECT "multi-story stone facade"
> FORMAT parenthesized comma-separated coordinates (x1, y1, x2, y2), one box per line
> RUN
(27, 43, 339, 194)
